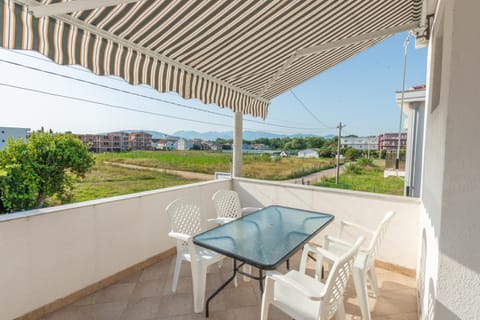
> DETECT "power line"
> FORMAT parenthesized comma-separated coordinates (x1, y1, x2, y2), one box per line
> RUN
(289, 89, 334, 129)
(0, 57, 322, 131)
(0, 82, 233, 129)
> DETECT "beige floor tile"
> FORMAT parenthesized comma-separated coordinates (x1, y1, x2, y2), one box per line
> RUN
(131, 279, 166, 300)
(41, 254, 417, 320)
(94, 283, 136, 304)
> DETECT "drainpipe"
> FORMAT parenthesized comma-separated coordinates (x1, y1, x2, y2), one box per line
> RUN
(232, 112, 243, 177)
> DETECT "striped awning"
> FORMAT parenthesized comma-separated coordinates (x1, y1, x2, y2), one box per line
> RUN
(1, 0, 423, 118)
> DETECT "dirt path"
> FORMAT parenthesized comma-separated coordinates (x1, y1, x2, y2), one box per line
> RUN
(104, 161, 213, 180)
(284, 165, 345, 185)
(104, 161, 343, 184)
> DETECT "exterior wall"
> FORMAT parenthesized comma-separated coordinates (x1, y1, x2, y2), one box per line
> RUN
(0, 126, 29, 150)
(0, 180, 230, 320)
(420, 0, 480, 319)
(233, 178, 420, 269)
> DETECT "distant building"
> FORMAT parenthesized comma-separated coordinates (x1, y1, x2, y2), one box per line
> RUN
(298, 149, 319, 158)
(129, 132, 152, 150)
(378, 132, 407, 151)
(75, 132, 130, 152)
(0, 127, 30, 150)
(109, 131, 130, 152)
(154, 138, 178, 150)
(341, 136, 379, 151)
(177, 138, 194, 150)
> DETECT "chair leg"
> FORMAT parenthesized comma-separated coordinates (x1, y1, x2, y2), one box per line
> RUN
(352, 267, 371, 320)
(191, 262, 205, 313)
(260, 277, 274, 320)
(367, 267, 379, 297)
(334, 299, 346, 320)
(243, 264, 252, 282)
(172, 255, 182, 293)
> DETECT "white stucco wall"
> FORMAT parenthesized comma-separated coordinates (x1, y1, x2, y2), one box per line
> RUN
(233, 178, 420, 269)
(0, 180, 230, 320)
(420, 0, 480, 318)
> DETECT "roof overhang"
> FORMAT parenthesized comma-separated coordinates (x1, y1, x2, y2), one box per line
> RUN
(2, 0, 423, 118)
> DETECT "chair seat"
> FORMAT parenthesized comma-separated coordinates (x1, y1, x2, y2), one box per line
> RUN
(273, 270, 325, 320)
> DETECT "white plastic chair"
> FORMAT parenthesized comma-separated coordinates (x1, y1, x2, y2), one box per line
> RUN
(210, 189, 261, 224)
(261, 236, 364, 320)
(323, 211, 396, 320)
(211, 189, 261, 282)
(167, 198, 225, 313)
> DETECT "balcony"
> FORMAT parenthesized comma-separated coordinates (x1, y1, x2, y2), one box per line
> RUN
(0, 178, 419, 320)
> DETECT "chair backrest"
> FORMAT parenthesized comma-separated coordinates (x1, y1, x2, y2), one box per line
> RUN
(321, 236, 364, 319)
(365, 211, 395, 267)
(212, 189, 242, 219)
(166, 198, 204, 236)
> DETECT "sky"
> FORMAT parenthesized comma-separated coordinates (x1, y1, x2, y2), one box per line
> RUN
(0, 32, 427, 137)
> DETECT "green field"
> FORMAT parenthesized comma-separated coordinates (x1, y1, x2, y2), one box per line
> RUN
(95, 151, 335, 180)
(49, 151, 335, 204)
(46, 161, 201, 205)
(316, 160, 404, 195)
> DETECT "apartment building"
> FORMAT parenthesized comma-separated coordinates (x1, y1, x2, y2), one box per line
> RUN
(378, 132, 407, 151)
(177, 138, 194, 150)
(0, 127, 30, 150)
(341, 136, 379, 151)
(129, 132, 152, 151)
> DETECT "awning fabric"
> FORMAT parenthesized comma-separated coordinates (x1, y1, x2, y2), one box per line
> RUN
(1, 0, 422, 118)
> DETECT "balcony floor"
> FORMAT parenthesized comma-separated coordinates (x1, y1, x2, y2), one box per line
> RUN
(41, 252, 417, 320)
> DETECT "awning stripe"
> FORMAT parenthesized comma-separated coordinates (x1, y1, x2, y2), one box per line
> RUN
(3, 0, 422, 119)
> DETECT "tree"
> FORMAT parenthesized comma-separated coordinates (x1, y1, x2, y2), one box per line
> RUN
(0, 131, 95, 213)
(344, 148, 362, 161)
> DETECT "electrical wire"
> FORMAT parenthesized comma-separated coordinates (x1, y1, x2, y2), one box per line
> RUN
(289, 89, 334, 129)
(0, 82, 233, 129)
(0, 53, 323, 131)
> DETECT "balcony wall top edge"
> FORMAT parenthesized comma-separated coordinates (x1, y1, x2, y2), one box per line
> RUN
(232, 177, 421, 204)
(0, 179, 229, 223)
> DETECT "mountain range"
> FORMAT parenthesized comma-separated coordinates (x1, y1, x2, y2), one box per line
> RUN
(107, 130, 335, 141)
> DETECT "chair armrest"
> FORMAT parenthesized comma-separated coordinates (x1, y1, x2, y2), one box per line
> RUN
(168, 231, 191, 242)
(304, 243, 341, 263)
(241, 207, 262, 215)
(207, 217, 236, 225)
(324, 235, 354, 249)
(339, 220, 375, 238)
(270, 272, 324, 301)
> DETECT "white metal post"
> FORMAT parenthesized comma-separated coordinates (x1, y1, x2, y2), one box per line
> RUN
(233, 112, 243, 177)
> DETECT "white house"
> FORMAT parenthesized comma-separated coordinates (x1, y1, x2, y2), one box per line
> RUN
(176, 138, 194, 150)
(297, 148, 319, 158)
(0, 127, 30, 150)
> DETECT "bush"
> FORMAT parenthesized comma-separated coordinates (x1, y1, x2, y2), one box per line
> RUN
(345, 163, 362, 175)
(357, 157, 374, 167)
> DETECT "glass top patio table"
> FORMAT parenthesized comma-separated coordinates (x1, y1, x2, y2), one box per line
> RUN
(193, 205, 334, 270)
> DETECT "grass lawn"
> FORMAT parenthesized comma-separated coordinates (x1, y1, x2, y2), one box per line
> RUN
(316, 160, 404, 196)
(96, 151, 335, 180)
(46, 161, 200, 205)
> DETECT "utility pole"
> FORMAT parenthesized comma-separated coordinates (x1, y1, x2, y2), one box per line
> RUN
(336, 122, 346, 184)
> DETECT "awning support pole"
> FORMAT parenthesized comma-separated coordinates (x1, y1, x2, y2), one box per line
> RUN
(232, 112, 243, 178)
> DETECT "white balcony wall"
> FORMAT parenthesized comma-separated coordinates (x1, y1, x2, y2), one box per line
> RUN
(0, 179, 229, 320)
(233, 178, 420, 269)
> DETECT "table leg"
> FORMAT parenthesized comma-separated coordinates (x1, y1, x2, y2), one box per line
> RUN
(205, 259, 237, 318)
(258, 269, 264, 293)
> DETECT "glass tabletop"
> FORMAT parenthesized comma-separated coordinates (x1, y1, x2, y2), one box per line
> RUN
(193, 205, 334, 270)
